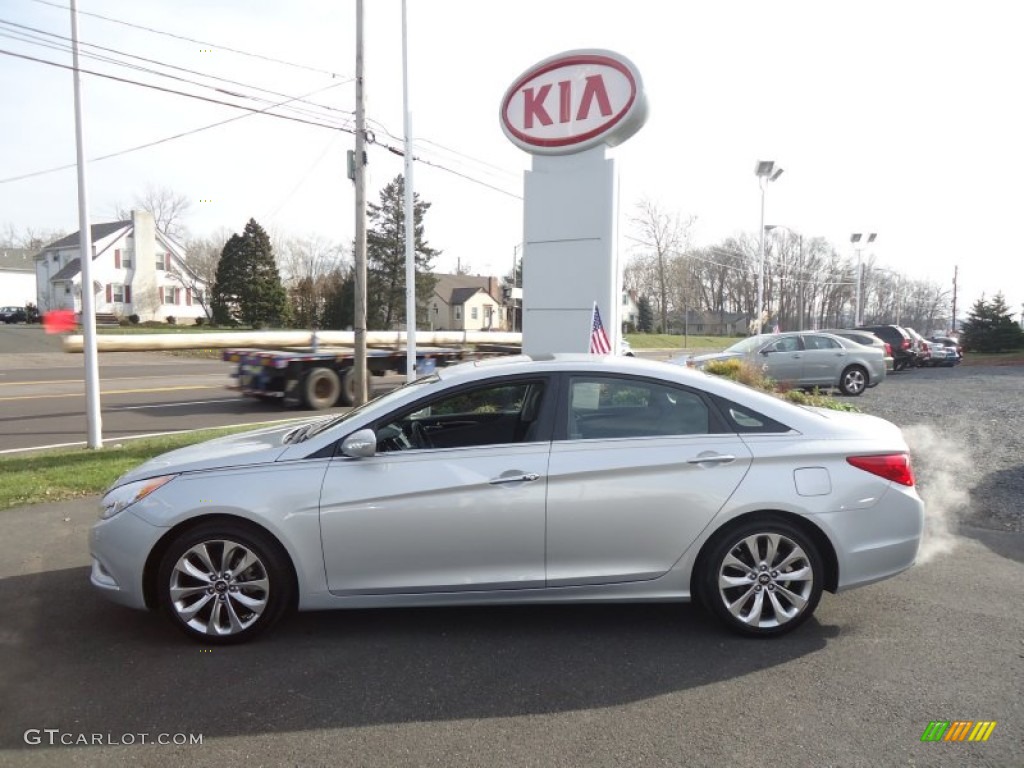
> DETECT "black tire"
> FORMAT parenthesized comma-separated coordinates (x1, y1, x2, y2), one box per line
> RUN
(302, 367, 341, 410)
(839, 365, 868, 396)
(338, 368, 356, 407)
(156, 521, 294, 644)
(700, 517, 823, 637)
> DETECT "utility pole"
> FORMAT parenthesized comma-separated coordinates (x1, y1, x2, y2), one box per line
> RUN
(352, 0, 368, 404)
(951, 264, 958, 333)
(401, 0, 416, 382)
(70, 0, 102, 449)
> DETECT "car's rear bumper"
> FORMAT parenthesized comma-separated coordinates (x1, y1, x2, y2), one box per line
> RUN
(814, 486, 925, 591)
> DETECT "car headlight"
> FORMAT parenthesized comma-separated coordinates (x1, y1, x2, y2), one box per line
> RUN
(100, 475, 176, 520)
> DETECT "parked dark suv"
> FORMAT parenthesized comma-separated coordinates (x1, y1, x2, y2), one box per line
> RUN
(0, 306, 27, 324)
(855, 324, 915, 370)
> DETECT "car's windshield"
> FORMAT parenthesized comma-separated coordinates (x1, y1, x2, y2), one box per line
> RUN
(723, 335, 770, 354)
(301, 373, 440, 439)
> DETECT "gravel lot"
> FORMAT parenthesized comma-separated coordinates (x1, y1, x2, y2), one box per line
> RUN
(853, 363, 1024, 534)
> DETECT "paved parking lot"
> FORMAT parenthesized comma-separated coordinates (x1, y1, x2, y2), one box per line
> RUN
(1, 357, 1021, 767)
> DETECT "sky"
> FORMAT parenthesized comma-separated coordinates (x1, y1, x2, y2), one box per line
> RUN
(2, 0, 1023, 323)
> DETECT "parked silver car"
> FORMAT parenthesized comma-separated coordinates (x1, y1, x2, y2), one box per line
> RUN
(91, 355, 922, 643)
(683, 332, 886, 395)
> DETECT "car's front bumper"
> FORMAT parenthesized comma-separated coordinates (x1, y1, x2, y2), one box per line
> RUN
(90, 508, 166, 610)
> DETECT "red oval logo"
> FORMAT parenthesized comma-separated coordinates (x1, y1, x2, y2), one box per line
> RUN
(500, 50, 647, 155)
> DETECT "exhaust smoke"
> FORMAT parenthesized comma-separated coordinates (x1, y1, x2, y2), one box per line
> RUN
(903, 424, 971, 564)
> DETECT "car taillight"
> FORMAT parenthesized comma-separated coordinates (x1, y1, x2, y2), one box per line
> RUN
(847, 454, 915, 486)
(884, 342, 892, 356)
(901, 339, 910, 350)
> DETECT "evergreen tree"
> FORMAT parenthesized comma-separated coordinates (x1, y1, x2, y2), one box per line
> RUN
(960, 293, 1024, 352)
(366, 175, 439, 329)
(637, 295, 655, 333)
(320, 266, 356, 330)
(211, 219, 287, 327)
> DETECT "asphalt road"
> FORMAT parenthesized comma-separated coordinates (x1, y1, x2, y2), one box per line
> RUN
(0, 326, 393, 452)
(0, 497, 1020, 767)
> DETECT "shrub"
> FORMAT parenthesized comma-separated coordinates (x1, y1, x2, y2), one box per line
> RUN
(128, 314, 140, 325)
(702, 359, 858, 413)
(194, 317, 206, 326)
(118, 318, 131, 327)
(166, 315, 177, 325)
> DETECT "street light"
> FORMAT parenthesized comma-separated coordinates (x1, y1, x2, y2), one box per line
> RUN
(850, 232, 877, 326)
(755, 160, 784, 335)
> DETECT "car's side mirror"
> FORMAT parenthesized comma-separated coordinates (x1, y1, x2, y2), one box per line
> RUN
(341, 428, 377, 458)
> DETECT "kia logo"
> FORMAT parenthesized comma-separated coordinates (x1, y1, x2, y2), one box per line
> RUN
(500, 49, 648, 155)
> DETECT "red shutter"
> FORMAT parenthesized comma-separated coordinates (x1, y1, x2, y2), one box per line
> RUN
(186, 288, 192, 306)
(125, 285, 132, 303)
(114, 249, 121, 269)
(105, 284, 112, 303)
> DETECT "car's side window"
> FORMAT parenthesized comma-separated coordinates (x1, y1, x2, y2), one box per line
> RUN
(375, 380, 545, 452)
(766, 337, 800, 353)
(709, 394, 792, 434)
(566, 376, 710, 439)
(805, 335, 841, 350)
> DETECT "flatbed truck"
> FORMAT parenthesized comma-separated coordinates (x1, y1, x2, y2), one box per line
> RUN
(222, 345, 511, 409)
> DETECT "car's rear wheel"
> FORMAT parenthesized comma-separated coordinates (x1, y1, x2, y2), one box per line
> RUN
(157, 522, 293, 644)
(839, 365, 868, 396)
(701, 518, 823, 637)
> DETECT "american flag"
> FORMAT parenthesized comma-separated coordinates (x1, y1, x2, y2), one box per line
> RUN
(589, 303, 612, 354)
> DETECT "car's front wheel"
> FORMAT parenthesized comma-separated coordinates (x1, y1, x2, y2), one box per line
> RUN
(700, 518, 823, 637)
(157, 521, 293, 644)
(839, 365, 868, 396)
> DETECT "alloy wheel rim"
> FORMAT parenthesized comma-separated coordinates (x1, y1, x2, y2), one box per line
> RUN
(169, 539, 270, 635)
(845, 370, 866, 393)
(717, 533, 813, 629)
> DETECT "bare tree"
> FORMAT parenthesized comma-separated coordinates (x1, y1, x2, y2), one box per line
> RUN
(277, 234, 349, 328)
(169, 229, 231, 321)
(627, 200, 695, 333)
(113, 185, 192, 241)
(1, 223, 67, 251)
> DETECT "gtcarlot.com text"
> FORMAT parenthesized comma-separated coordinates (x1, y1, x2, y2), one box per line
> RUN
(24, 729, 203, 746)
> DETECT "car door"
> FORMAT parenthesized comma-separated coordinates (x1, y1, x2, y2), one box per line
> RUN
(319, 376, 553, 595)
(545, 374, 753, 586)
(756, 336, 804, 384)
(800, 334, 847, 386)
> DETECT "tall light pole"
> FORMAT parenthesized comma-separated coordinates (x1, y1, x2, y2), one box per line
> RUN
(850, 232, 877, 326)
(755, 161, 783, 335)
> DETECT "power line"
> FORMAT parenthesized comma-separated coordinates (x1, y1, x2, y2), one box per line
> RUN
(0, 47, 350, 131)
(0, 17, 354, 119)
(0, 80, 347, 184)
(27, 0, 346, 78)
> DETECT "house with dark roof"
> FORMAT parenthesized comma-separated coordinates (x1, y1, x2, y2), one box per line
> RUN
(34, 210, 208, 322)
(427, 273, 506, 331)
(0, 248, 37, 307)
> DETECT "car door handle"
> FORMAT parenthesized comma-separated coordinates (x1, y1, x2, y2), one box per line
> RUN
(489, 473, 540, 485)
(686, 453, 736, 466)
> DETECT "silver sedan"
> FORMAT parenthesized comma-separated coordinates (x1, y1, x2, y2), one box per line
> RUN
(684, 331, 887, 395)
(90, 354, 923, 643)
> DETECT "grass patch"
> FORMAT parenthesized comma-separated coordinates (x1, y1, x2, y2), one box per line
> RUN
(97, 326, 263, 335)
(625, 333, 732, 350)
(960, 351, 1024, 366)
(0, 422, 296, 511)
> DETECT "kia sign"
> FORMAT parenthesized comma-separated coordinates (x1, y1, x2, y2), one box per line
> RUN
(501, 50, 648, 155)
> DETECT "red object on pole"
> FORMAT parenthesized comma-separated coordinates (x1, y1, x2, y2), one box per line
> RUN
(43, 309, 77, 334)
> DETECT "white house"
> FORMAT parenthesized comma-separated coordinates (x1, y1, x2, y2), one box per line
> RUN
(427, 273, 506, 331)
(35, 210, 208, 323)
(0, 248, 37, 307)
